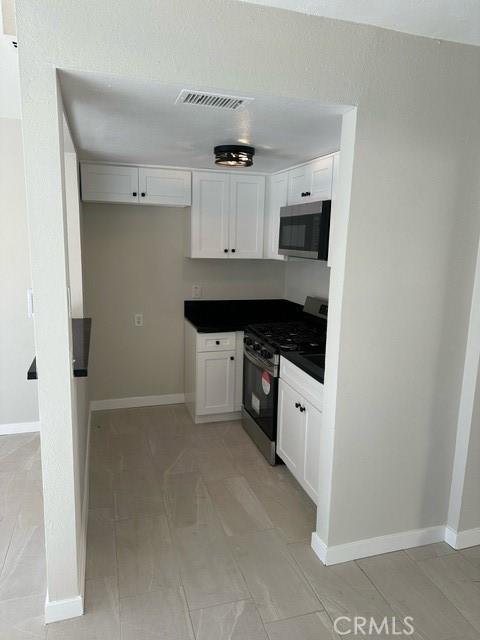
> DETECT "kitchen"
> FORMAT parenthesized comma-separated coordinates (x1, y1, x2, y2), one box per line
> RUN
(61, 71, 347, 527)
(12, 2, 480, 634)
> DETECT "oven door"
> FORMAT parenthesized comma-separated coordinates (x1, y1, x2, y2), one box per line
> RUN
(243, 350, 278, 441)
(278, 201, 331, 259)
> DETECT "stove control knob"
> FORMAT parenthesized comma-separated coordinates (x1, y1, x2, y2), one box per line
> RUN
(261, 349, 272, 359)
(253, 343, 261, 351)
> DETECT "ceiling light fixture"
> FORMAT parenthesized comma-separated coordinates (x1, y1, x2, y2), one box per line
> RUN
(214, 145, 255, 167)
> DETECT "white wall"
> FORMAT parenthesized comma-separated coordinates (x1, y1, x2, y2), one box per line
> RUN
(65, 152, 84, 316)
(0, 35, 20, 118)
(82, 203, 285, 401)
(0, 117, 38, 428)
(16, 0, 480, 611)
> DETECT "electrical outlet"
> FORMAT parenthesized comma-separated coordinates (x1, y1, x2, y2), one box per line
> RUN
(134, 313, 144, 327)
(192, 285, 202, 299)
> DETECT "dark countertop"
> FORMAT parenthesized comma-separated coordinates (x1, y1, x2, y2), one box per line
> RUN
(282, 351, 325, 384)
(184, 299, 303, 333)
(28, 318, 92, 380)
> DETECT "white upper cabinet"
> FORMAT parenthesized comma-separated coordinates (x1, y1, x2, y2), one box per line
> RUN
(287, 155, 334, 205)
(309, 156, 334, 202)
(188, 171, 265, 259)
(287, 165, 309, 206)
(80, 163, 191, 207)
(190, 172, 230, 258)
(138, 167, 191, 206)
(229, 174, 265, 259)
(264, 171, 288, 260)
(81, 163, 139, 204)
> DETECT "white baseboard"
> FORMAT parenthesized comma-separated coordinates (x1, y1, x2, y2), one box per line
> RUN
(0, 421, 40, 436)
(194, 411, 241, 424)
(45, 593, 83, 624)
(90, 393, 185, 411)
(445, 525, 480, 549)
(311, 532, 328, 563)
(311, 526, 445, 566)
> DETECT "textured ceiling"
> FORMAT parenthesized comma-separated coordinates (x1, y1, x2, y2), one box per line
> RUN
(59, 71, 348, 172)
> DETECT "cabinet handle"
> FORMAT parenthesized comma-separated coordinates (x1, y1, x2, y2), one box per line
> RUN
(301, 192, 305, 197)
(305, 191, 311, 197)
(132, 192, 137, 196)
(141, 192, 146, 197)
(231, 248, 236, 253)
(300, 405, 306, 413)
(295, 402, 300, 408)
(224, 249, 228, 253)
(216, 340, 220, 345)
(230, 356, 235, 361)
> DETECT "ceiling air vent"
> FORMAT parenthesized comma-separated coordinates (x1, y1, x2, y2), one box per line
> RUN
(175, 89, 253, 111)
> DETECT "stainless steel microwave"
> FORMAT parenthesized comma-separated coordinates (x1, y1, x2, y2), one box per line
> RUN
(278, 200, 331, 260)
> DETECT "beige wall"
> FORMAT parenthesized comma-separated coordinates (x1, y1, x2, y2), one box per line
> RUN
(0, 118, 38, 426)
(82, 203, 285, 401)
(17, 0, 480, 587)
(284, 260, 330, 305)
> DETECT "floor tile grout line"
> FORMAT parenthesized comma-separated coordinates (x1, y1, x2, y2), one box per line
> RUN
(355, 551, 480, 637)
(283, 541, 330, 617)
(0, 437, 41, 580)
(412, 551, 480, 633)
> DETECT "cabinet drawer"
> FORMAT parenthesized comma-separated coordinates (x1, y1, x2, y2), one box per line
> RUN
(196, 332, 236, 352)
(280, 356, 324, 410)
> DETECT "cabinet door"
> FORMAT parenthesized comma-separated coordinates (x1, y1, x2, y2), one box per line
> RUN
(81, 163, 138, 203)
(303, 400, 322, 504)
(229, 174, 265, 259)
(287, 165, 308, 205)
(190, 172, 230, 258)
(138, 168, 191, 206)
(196, 350, 236, 415)
(264, 172, 288, 260)
(306, 156, 333, 202)
(277, 379, 305, 477)
(234, 331, 244, 411)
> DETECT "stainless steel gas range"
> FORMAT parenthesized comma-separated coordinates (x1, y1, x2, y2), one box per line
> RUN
(241, 296, 328, 465)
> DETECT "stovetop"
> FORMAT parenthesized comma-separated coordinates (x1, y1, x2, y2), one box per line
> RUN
(248, 319, 327, 354)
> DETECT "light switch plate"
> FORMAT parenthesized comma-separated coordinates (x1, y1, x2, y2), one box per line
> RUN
(192, 285, 202, 299)
(134, 313, 144, 327)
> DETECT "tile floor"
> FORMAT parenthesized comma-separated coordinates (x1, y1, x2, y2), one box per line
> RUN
(1, 406, 480, 638)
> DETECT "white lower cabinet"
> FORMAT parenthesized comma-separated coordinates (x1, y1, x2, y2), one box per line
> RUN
(277, 358, 323, 504)
(185, 321, 243, 423)
(277, 379, 305, 476)
(303, 400, 322, 501)
(196, 350, 236, 415)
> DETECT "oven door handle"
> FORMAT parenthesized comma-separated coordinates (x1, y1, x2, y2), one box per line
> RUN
(244, 348, 275, 376)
